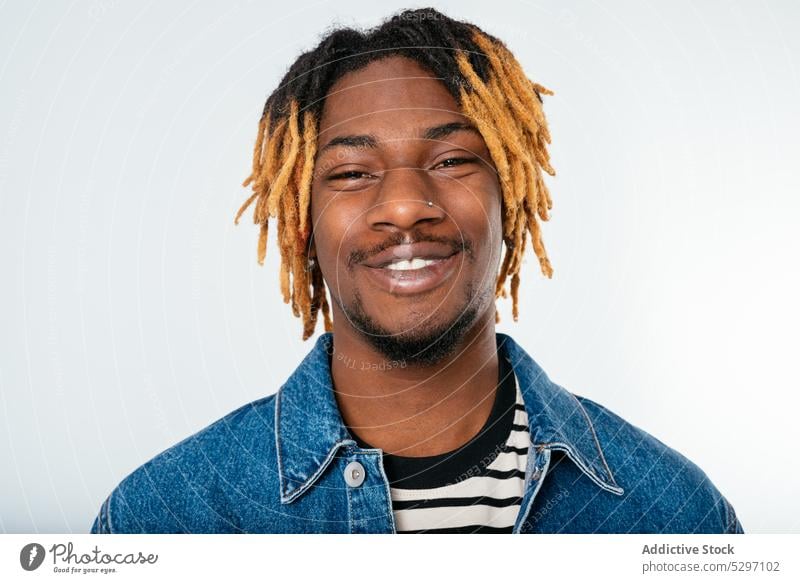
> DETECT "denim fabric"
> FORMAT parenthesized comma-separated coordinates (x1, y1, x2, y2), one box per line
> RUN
(91, 332, 743, 534)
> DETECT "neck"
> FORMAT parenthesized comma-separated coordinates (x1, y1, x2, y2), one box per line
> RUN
(329, 307, 500, 457)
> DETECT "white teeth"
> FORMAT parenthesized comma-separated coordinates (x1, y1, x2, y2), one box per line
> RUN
(385, 257, 438, 271)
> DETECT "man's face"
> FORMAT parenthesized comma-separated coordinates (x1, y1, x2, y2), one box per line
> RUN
(309, 56, 503, 365)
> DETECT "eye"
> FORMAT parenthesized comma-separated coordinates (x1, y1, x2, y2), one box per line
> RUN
(433, 157, 476, 170)
(328, 170, 373, 181)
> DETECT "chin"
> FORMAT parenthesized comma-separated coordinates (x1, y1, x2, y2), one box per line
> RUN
(346, 287, 486, 367)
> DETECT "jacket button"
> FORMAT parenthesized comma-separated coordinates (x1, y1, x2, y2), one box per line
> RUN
(344, 461, 366, 487)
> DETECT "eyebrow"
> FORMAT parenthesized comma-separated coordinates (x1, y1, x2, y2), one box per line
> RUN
(317, 121, 481, 155)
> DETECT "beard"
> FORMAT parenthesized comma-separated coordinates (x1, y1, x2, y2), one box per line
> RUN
(343, 281, 490, 367)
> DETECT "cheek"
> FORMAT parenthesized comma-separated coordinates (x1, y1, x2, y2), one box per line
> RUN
(448, 181, 503, 249)
(462, 184, 504, 276)
(309, 195, 360, 284)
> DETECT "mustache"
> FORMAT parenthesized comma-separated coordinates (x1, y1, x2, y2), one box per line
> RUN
(347, 229, 473, 267)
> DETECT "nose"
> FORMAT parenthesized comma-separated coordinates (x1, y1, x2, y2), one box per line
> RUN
(364, 167, 445, 232)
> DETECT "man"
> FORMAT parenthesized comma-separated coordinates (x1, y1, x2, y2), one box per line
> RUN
(91, 8, 742, 534)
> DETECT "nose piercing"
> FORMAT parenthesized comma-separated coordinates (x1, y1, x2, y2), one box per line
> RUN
(426, 201, 433, 207)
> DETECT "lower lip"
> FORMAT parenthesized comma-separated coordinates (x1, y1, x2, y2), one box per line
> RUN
(359, 252, 462, 296)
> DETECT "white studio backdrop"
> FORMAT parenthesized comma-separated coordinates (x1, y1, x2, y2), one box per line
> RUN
(0, 0, 798, 533)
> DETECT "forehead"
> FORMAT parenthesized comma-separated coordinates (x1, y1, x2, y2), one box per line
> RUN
(317, 56, 465, 138)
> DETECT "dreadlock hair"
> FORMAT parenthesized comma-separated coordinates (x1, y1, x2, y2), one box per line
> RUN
(235, 7, 556, 340)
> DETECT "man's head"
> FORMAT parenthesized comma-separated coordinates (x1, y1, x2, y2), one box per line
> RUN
(236, 8, 555, 352)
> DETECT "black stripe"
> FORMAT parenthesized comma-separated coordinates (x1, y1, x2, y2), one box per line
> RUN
(398, 524, 515, 534)
(393, 495, 523, 511)
(511, 423, 528, 432)
(513, 403, 527, 413)
(500, 444, 529, 455)
(484, 468, 525, 480)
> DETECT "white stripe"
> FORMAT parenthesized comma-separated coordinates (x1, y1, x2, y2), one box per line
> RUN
(391, 474, 525, 500)
(506, 428, 531, 450)
(395, 503, 520, 531)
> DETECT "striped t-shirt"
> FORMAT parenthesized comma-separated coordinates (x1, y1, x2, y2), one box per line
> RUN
(354, 351, 531, 533)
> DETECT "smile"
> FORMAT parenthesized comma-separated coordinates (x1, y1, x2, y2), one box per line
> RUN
(360, 251, 461, 295)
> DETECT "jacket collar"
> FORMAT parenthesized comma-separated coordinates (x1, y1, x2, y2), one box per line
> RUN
(276, 332, 622, 504)
(500, 334, 623, 496)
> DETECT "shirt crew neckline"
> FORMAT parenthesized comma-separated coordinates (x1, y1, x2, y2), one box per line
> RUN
(346, 336, 517, 489)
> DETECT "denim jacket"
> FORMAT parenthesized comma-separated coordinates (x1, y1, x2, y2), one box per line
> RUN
(91, 332, 743, 534)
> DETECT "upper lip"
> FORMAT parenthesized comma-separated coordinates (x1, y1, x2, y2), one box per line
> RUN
(360, 241, 459, 269)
